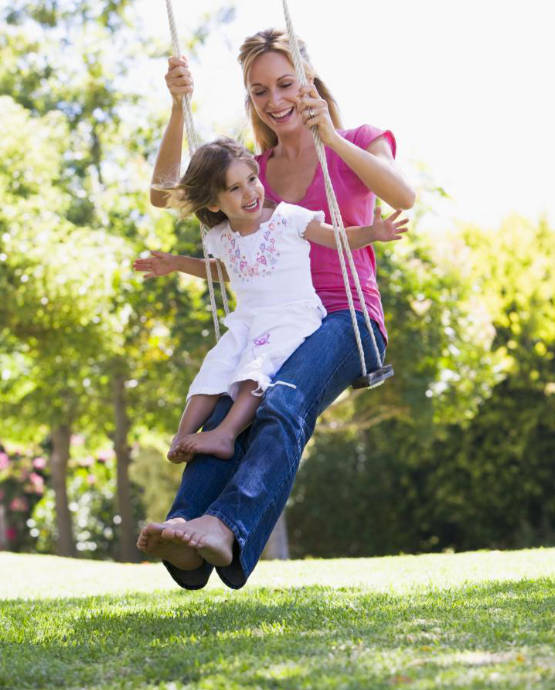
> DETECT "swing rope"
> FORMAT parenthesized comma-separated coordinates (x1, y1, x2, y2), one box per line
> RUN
(281, 0, 386, 381)
(164, 0, 229, 340)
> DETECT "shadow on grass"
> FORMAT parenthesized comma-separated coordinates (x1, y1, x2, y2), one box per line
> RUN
(1, 579, 553, 689)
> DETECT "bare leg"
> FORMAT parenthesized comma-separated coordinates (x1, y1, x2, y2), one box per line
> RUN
(169, 515, 234, 567)
(167, 394, 220, 463)
(136, 518, 203, 570)
(178, 380, 260, 460)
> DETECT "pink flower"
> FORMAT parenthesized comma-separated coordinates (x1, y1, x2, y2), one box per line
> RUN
(87, 474, 96, 485)
(78, 456, 94, 467)
(6, 527, 17, 541)
(96, 449, 115, 463)
(29, 472, 45, 493)
(9, 497, 28, 512)
(32, 457, 47, 470)
(0, 453, 9, 470)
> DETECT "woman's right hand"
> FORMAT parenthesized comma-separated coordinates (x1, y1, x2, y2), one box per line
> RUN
(133, 251, 178, 279)
(165, 56, 194, 106)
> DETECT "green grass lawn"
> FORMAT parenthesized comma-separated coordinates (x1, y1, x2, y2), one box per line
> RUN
(1, 549, 554, 689)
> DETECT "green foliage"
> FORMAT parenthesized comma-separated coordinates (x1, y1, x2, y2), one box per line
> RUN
(5, 1, 132, 31)
(290, 217, 555, 558)
(425, 381, 555, 551)
(0, 2, 214, 446)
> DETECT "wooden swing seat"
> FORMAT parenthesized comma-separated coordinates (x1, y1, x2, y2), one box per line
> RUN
(352, 364, 394, 390)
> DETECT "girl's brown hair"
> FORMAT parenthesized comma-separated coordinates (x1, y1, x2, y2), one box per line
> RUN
(238, 28, 342, 153)
(165, 137, 259, 228)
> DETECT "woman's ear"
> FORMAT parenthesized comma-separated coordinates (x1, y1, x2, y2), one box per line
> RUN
(207, 203, 220, 213)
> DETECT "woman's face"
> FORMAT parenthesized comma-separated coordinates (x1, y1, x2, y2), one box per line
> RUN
(247, 51, 303, 135)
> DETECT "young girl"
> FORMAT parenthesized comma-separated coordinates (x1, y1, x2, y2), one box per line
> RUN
(136, 137, 407, 464)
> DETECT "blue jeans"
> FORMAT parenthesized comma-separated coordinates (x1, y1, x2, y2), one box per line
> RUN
(164, 310, 386, 589)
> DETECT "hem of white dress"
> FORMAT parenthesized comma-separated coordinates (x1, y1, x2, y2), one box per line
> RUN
(186, 387, 227, 403)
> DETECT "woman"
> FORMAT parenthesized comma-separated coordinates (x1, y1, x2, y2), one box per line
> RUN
(136, 29, 415, 589)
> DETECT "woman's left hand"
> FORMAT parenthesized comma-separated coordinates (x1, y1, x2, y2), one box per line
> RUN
(299, 84, 337, 146)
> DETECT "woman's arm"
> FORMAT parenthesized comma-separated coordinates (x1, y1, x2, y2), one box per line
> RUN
(133, 251, 230, 282)
(150, 57, 194, 208)
(304, 209, 408, 250)
(328, 134, 416, 210)
(299, 86, 416, 210)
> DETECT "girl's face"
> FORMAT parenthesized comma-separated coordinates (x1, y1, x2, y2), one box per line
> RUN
(210, 159, 265, 232)
(247, 51, 302, 135)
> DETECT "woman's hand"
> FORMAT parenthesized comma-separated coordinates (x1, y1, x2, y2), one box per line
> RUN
(165, 56, 194, 107)
(371, 208, 409, 242)
(298, 84, 338, 146)
(133, 251, 178, 279)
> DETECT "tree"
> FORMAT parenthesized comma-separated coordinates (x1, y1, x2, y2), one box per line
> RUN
(1, 0, 237, 559)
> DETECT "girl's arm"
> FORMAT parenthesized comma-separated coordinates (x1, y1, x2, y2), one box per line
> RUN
(150, 57, 194, 208)
(133, 251, 230, 282)
(304, 209, 408, 250)
(299, 86, 416, 210)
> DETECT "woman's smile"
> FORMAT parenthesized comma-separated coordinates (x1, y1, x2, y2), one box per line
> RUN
(267, 106, 295, 123)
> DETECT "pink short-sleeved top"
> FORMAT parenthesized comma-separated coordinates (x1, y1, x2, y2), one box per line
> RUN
(256, 124, 396, 342)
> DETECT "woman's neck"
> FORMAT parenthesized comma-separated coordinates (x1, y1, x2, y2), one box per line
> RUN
(273, 127, 315, 160)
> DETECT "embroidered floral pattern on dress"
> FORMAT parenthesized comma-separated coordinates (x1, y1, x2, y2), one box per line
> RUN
(253, 332, 270, 347)
(220, 213, 286, 282)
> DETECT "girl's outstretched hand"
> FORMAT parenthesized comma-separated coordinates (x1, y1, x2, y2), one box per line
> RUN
(165, 56, 194, 106)
(133, 251, 178, 279)
(371, 208, 409, 242)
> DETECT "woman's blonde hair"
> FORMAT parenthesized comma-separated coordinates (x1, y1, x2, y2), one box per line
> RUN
(238, 28, 342, 152)
(164, 137, 259, 228)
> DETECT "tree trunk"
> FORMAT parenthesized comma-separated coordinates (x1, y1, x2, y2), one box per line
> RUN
(113, 372, 140, 562)
(262, 511, 290, 560)
(0, 504, 7, 550)
(50, 425, 75, 557)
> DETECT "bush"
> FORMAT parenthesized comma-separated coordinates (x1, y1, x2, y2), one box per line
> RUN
(0, 443, 47, 551)
(288, 382, 555, 557)
(31, 449, 145, 559)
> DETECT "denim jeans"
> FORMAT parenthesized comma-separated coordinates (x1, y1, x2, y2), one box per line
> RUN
(164, 309, 386, 589)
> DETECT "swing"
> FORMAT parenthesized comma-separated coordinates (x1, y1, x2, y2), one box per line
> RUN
(163, 0, 394, 391)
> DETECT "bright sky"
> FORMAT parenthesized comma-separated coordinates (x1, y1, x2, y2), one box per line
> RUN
(138, 0, 555, 229)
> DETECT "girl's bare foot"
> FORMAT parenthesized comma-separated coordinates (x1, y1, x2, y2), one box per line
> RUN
(167, 436, 193, 464)
(174, 515, 234, 567)
(179, 430, 236, 460)
(136, 518, 203, 570)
